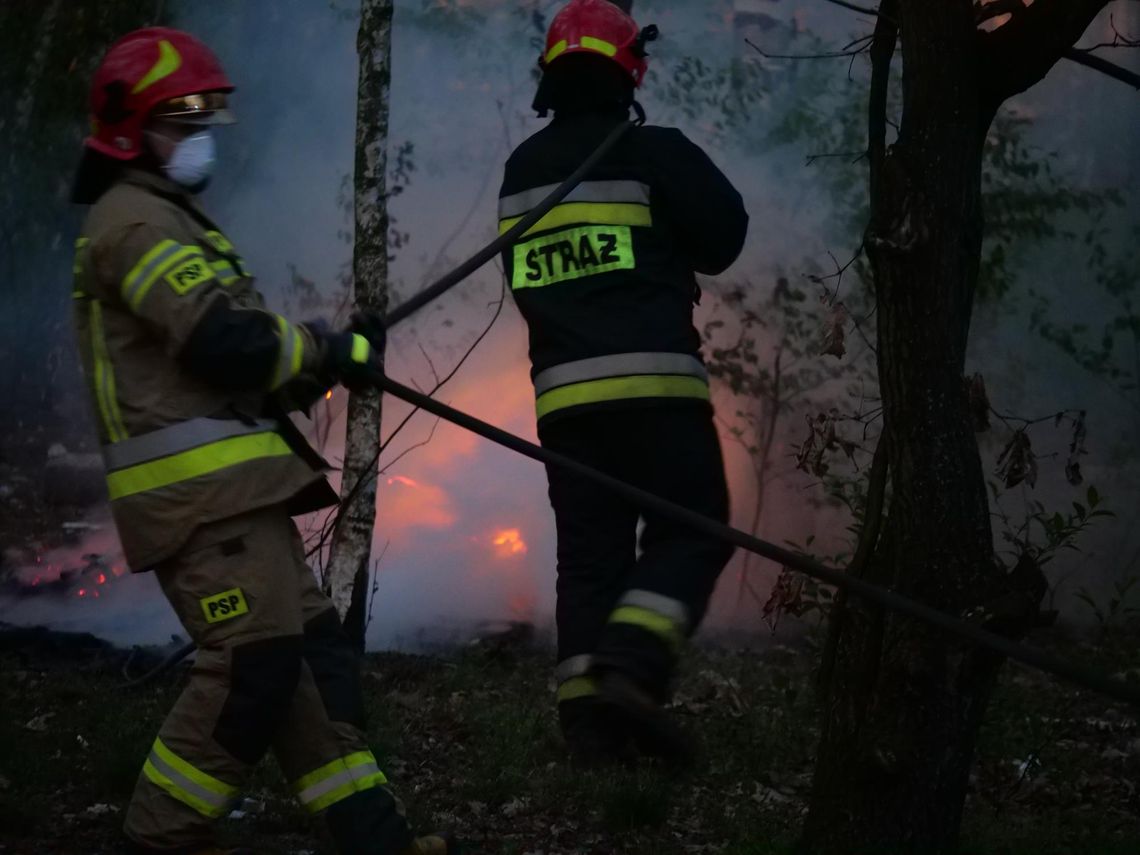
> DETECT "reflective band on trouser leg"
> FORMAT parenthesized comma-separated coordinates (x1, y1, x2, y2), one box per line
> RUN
(106, 431, 294, 500)
(271, 315, 305, 390)
(557, 675, 600, 703)
(293, 751, 388, 814)
(121, 240, 213, 310)
(555, 654, 597, 702)
(349, 334, 371, 364)
(141, 738, 238, 818)
(536, 375, 710, 421)
(608, 590, 691, 654)
(89, 300, 129, 443)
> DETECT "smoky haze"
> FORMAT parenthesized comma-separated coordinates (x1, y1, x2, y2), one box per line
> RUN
(1, 0, 1138, 649)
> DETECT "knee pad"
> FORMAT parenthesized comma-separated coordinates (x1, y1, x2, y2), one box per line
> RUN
(214, 635, 304, 763)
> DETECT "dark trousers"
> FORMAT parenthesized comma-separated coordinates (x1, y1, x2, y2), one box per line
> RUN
(539, 405, 733, 701)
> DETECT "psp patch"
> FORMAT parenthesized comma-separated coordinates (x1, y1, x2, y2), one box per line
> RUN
(512, 225, 635, 290)
(165, 256, 214, 295)
(200, 587, 250, 624)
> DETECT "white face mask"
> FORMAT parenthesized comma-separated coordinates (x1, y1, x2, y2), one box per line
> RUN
(160, 129, 217, 191)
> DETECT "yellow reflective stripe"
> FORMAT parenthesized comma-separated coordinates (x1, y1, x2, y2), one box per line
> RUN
(535, 374, 709, 420)
(580, 36, 617, 57)
(73, 237, 90, 275)
(210, 260, 241, 285)
(89, 300, 129, 442)
(152, 739, 237, 799)
(556, 675, 599, 703)
(143, 759, 225, 818)
(545, 38, 568, 63)
(294, 751, 388, 813)
(512, 225, 636, 290)
(123, 242, 208, 310)
(609, 605, 685, 652)
(132, 39, 183, 94)
(498, 202, 651, 237)
(106, 431, 293, 500)
(270, 315, 305, 390)
(350, 334, 370, 364)
(204, 230, 236, 253)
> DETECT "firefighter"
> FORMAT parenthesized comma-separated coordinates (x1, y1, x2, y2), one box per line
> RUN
(498, 0, 748, 763)
(70, 28, 455, 855)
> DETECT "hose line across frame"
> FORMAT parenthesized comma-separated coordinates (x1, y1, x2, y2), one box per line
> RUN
(375, 373, 1140, 710)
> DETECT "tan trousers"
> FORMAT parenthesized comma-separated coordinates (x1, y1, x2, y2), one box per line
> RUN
(124, 505, 406, 852)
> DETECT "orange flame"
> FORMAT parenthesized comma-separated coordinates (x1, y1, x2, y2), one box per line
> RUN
(325, 390, 333, 400)
(387, 475, 419, 488)
(491, 528, 527, 557)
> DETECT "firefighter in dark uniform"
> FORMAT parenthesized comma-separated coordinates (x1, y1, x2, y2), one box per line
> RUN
(71, 27, 455, 854)
(497, 0, 748, 762)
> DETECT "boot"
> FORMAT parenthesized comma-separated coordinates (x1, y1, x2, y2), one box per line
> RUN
(596, 669, 693, 769)
(559, 696, 636, 767)
(400, 833, 461, 854)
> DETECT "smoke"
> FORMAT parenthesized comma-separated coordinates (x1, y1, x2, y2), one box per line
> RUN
(4, 1, 1139, 649)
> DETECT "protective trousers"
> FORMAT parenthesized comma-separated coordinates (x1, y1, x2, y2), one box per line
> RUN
(124, 505, 412, 854)
(537, 406, 733, 728)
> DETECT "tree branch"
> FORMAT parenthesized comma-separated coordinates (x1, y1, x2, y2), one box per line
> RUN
(979, 0, 1114, 102)
(1061, 45, 1140, 90)
(866, 0, 898, 198)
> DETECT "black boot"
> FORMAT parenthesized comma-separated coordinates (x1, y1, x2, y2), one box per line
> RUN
(559, 696, 636, 766)
(595, 670, 693, 769)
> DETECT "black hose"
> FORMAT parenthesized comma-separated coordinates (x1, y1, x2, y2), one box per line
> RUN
(383, 119, 637, 329)
(375, 373, 1140, 709)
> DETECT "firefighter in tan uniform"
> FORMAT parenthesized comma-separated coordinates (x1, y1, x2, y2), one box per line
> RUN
(70, 27, 456, 855)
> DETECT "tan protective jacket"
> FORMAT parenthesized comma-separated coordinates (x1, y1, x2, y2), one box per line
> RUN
(73, 169, 337, 570)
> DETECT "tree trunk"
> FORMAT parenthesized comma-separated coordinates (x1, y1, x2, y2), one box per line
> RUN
(800, 3, 1005, 851)
(325, 0, 393, 648)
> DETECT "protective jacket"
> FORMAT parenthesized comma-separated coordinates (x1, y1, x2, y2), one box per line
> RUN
(73, 169, 337, 570)
(498, 108, 748, 425)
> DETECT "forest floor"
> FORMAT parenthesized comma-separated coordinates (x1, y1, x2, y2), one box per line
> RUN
(0, 623, 1138, 855)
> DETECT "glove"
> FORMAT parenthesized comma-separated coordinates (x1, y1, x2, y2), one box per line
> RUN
(348, 310, 387, 355)
(316, 330, 384, 393)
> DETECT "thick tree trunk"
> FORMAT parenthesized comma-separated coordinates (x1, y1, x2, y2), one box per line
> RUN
(800, 3, 1005, 851)
(325, 0, 393, 647)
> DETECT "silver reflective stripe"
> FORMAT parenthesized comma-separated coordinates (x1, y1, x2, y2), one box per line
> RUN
(533, 352, 708, 396)
(555, 654, 593, 683)
(498, 179, 651, 219)
(619, 589, 690, 629)
(297, 761, 382, 807)
(102, 417, 278, 471)
(146, 749, 231, 812)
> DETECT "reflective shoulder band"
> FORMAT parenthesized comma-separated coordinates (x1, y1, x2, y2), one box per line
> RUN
(122, 240, 211, 310)
(350, 334, 371, 364)
(271, 314, 305, 390)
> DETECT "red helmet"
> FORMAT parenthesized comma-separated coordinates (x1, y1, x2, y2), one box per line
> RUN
(85, 27, 234, 161)
(541, 0, 652, 87)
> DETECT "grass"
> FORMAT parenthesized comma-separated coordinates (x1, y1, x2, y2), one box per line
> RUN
(0, 630, 1137, 854)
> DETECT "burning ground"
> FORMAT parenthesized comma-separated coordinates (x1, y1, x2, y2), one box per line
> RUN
(1, 624, 1138, 855)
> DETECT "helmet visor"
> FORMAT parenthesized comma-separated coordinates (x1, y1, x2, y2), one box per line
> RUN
(151, 92, 236, 126)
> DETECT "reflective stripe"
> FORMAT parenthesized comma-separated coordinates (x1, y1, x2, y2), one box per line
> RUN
(211, 259, 241, 285)
(535, 374, 710, 420)
(203, 230, 236, 253)
(106, 431, 294, 500)
(580, 36, 617, 56)
(499, 202, 651, 237)
(534, 353, 707, 396)
(557, 675, 599, 703)
(142, 738, 237, 818)
(545, 38, 569, 63)
(512, 224, 636, 290)
(555, 654, 593, 683)
(609, 606, 685, 653)
(498, 180, 651, 219)
(122, 240, 209, 310)
(294, 751, 388, 814)
(102, 417, 278, 470)
(73, 237, 90, 275)
(89, 300, 129, 443)
(350, 334, 371, 364)
(619, 589, 691, 629)
(271, 315, 305, 390)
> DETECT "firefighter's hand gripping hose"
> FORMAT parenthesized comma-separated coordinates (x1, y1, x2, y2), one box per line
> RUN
(374, 372, 1140, 710)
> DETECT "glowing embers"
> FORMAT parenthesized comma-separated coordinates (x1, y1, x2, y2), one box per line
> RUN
(490, 528, 527, 558)
(15, 552, 127, 600)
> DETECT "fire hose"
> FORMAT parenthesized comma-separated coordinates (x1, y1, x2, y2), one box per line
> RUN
(124, 116, 1140, 709)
